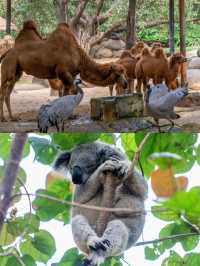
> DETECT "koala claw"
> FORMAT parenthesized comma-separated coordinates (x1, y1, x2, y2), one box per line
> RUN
(102, 239, 112, 248)
(88, 237, 109, 252)
(83, 258, 97, 266)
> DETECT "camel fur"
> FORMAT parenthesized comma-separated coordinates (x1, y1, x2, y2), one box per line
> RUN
(0, 22, 127, 121)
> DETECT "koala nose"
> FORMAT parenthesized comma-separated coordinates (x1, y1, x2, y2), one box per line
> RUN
(72, 166, 83, 184)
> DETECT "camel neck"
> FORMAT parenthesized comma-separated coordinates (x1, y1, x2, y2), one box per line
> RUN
(79, 49, 114, 85)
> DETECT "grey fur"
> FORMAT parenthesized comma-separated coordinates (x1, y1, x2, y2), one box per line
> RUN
(146, 83, 188, 124)
(54, 141, 148, 266)
(38, 79, 84, 132)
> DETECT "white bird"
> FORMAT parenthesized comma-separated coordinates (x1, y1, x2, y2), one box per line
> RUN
(146, 83, 188, 131)
(38, 79, 84, 132)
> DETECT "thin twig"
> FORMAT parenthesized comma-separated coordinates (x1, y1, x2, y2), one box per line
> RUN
(0, 133, 28, 233)
(12, 192, 173, 215)
(135, 232, 200, 247)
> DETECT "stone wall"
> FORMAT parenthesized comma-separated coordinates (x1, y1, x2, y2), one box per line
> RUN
(90, 38, 126, 59)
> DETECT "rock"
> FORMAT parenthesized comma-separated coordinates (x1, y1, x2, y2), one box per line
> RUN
(101, 39, 125, 51)
(95, 48, 113, 59)
(32, 77, 49, 88)
(187, 69, 200, 90)
(188, 57, 200, 69)
(90, 45, 101, 57)
(112, 50, 123, 58)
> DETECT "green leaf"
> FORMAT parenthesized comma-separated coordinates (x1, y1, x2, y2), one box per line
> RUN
(0, 134, 12, 160)
(162, 251, 183, 266)
(99, 133, 116, 145)
(20, 230, 56, 263)
(196, 145, 200, 166)
(0, 224, 16, 246)
(151, 205, 180, 222)
(21, 255, 36, 266)
(57, 248, 84, 266)
(51, 133, 100, 150)
(7, 214, 40, 237)
(121, 133, 137, 160)
(29, 136, 58, 164)
(184, 253, 200, 266)
(144, 246, 160, 261)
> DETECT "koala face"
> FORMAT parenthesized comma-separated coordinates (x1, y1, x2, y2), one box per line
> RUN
(68, 146, 101, 185)
(54, 142, 126, 185)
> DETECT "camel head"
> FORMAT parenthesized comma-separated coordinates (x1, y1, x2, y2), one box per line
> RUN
(170, 53, 187, 66)
(110, 63, 128, 90)
(151, 42, 162, 52)
(23, 20, 38, 31)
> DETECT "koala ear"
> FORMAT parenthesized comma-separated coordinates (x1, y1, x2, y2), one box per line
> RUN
(54, 152, 71, 170)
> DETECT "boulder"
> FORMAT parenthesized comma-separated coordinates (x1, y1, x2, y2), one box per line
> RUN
(187, 69, 200, 90)
(90, 45, 101, 57)
(101, 39, 125, 51)
(95, 48, 113, 59)
(112, 50, 123, 58)
(188, 57, 200, 69)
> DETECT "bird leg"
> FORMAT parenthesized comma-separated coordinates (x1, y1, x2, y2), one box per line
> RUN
(167, 119, 175, 132)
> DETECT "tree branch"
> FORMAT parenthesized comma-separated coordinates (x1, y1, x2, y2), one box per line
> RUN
(70, 0, 90, 27)
(0, 133, 28, 233)
(136, 232, 200, 247)
(90, 20, 126, 48)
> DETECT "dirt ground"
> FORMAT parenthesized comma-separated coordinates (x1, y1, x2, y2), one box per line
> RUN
(1, 56, 200, 133)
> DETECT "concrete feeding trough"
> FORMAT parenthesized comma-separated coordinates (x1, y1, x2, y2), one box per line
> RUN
(90, 93, 144, 122)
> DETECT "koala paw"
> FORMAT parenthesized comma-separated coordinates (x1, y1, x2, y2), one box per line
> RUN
(87, 237, 111, 252)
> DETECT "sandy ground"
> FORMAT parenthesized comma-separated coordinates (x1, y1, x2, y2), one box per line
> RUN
(0, 81, 200, 133)
(1, 55, 200, 133)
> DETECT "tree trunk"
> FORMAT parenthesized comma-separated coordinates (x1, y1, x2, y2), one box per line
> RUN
(54, 0, 68, 23)
(126, 0, 136, 49)
(6, 0, 11, 34)
(0, 134, 27, 233)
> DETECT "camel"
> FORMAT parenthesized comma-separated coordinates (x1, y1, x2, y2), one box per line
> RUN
(130, 41, 147, 56)
(166, 53, 187, 90)
(135, 47, 169, 93)
(151, 42, 162, 53)
(109, 50, 139, 96)
(0, 22, 127, 121)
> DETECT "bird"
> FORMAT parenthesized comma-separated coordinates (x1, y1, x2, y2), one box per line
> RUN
(38, 79, 84, 133)
(146, 83, 188, 132)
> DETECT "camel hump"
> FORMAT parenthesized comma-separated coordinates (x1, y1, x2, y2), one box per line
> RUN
(120, 50, 132, 59)
(142, 47, 151, 56)
(154, 48, 165, 58)
(23, 20, 37, 30)
(58, 22, 70, 29)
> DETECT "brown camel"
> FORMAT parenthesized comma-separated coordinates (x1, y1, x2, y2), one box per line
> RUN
(135, 47, 169, 93)
(151, 42, 162, 53)
(0, 22, 127, 121)
(166, 53, 187, 90)
(109, 51, 138, 96)
(130, 41, 147, 56)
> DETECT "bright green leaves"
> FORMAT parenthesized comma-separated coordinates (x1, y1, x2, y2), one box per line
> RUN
(135, 133, 198, 176)
(29, 136, 59, 165)
(33, 180, 72, 223)
(7, 214, 40, 237)
(121, 133, 137, 160)
(151, 206, 180, 222)
(20, 230, 56, 263)
(99, 133, 116, 145)
(56, 248, 84, 266)
(161, 252, 200, 266)
(51, 133, 100, 150)
(0, 133, 30, 160)
(161, 251, 183, 266)
(145, 246, 160, 260)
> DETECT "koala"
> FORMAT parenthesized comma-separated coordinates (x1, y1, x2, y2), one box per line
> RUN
(54, 141, 148, 266)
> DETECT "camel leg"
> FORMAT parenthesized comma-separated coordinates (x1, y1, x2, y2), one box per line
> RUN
(136, 79, 142, 93)
(56, 68, 74, 96)
(129, 79, 135, 93)
(109, 85, 114, 96)
(5, 80, 17, 121)
(0, 87, 6, 122)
